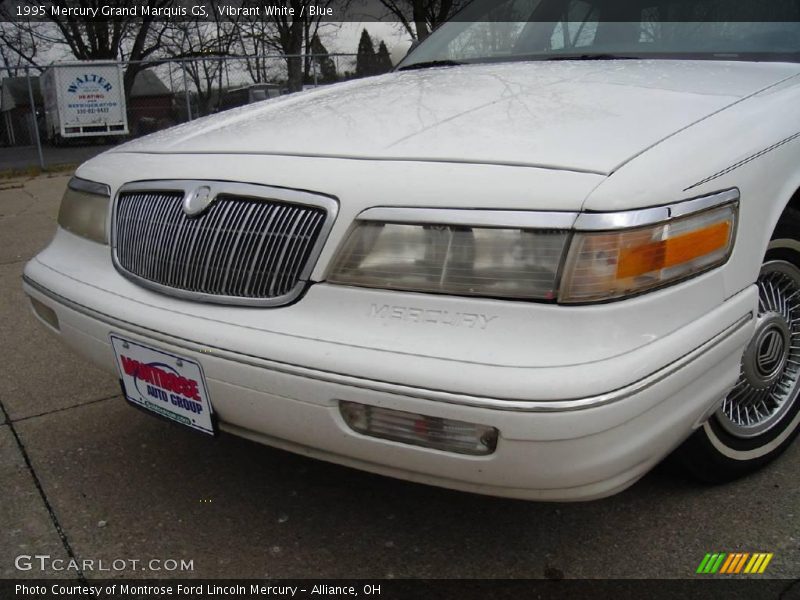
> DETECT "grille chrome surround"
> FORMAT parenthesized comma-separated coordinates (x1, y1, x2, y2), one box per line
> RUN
(111, 180, 338, 307)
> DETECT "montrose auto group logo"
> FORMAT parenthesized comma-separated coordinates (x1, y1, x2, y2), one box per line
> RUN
(120, 355, 205, 417)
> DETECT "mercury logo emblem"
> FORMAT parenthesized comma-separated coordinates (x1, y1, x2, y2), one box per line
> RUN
(183, 186, 213, 217)
(756, 329, 785, 377)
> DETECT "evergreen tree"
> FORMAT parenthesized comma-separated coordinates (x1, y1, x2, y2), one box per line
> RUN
(310, 34, 338, 83)
(375, 41, 394, 74)
(355, 29, 376, 78)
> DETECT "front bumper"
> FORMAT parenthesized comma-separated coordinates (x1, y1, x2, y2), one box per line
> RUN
(22, 230, 757, 500)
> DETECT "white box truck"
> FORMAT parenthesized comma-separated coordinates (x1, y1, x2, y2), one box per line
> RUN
(42, 62, 129, 143)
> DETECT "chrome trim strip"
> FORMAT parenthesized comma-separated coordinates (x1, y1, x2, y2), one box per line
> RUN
(574, 206, 669, 231)
(23, 274, 752, 413)
(358, 207, 579, 229)
(69, 176, 111, 197)
(574, 188, 739, 231)
(110, 180, 339, 308)
(668, 188, 740, 219)
(356, 189, 739, 232)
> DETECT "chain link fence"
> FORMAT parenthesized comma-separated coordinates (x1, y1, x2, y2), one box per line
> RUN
(0, 52, 375, 173)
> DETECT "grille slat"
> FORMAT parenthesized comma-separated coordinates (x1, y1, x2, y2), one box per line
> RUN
(122, 193, 142, 275)
(243, 205, 282, 295)
(268, 210, 304, 297)
(258, 205, 295, 298)
(114, 190, 328, 304)
(147, 193, 176, 280)
(199, 200, 236, 292)
(279, 209, 316, 296)
(166, 199, 190, 288)
(277, 211, 307, 296)
(209, 200, 245, 294)
(284, 211, 324, 294)
(252, 205, 288, 298)
(135, 193, 155, 277)
(221, 203, 259, 294)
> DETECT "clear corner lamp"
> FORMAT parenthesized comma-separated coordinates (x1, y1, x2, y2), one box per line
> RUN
(340, 402, 499, 456)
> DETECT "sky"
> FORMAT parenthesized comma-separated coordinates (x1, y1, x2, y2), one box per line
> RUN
(3, 19, 415, 71)
(308, 21, 413, 63)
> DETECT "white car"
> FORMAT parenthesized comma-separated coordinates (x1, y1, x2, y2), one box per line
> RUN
(23, 1, 800, 500)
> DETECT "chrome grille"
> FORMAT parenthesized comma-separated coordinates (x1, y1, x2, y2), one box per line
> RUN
(113, 184, 331, 306)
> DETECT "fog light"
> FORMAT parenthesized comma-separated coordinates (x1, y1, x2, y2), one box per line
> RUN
(339, 401, 498, 455)
(29, 297, 59, 331)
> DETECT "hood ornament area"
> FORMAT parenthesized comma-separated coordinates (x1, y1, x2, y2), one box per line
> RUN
(183, 186, 214, 217)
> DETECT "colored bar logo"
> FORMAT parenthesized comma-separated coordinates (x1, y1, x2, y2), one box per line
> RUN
(696, 552, 773, 574)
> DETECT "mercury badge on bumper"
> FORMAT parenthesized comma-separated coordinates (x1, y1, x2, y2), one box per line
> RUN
(22, 1, 800, 500)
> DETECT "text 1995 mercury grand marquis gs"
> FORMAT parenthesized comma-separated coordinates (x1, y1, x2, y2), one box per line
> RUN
(22, 0, 800, 500)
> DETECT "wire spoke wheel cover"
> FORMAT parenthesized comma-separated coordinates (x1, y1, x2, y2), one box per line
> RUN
(717, 260, 800, 438)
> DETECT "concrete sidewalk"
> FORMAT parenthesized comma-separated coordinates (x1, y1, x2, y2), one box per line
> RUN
(1, 173, 799, 581)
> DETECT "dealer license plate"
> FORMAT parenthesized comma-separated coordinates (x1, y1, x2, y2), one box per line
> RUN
(110, 335, 215, 435)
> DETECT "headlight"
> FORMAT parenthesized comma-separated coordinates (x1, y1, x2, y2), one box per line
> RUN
(57, 176, 111, 244)
(560, 202, 737, 303)
(327, 213, 571, 300)
(327, 192, 738, 303)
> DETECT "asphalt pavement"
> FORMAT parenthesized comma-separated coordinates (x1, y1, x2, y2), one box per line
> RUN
(1, 173, 799, 582)
(0, 144, 117, 173)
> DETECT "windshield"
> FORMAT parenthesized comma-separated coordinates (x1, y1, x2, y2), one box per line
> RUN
(398, 0, 800, 68)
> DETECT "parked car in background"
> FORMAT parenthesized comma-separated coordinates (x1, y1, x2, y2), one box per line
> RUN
(23, 0, 800, 500)
(218, 83, 284, 112)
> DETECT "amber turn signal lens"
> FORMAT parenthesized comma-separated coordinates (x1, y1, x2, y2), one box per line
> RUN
(560, 203, 737, 303)
(617, 221, 731, 279)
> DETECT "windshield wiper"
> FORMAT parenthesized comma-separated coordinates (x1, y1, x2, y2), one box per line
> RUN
(398, 60, 464, 71)
(545, 54, 639, 61)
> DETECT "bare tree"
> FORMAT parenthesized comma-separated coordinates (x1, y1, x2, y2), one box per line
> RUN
(235, 17, 281, 84)
(235, 0, 341, 92)
(0, 20, 46, 73)
(0, 0, 172, 93)
(232, 1, 305, 92)
(261, 0, 306, 92)
(377, 0, 470, 42)
(160, 15, 242, 115)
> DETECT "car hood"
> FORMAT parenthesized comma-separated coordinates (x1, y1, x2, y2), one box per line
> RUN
(114, 60, 800, 175)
